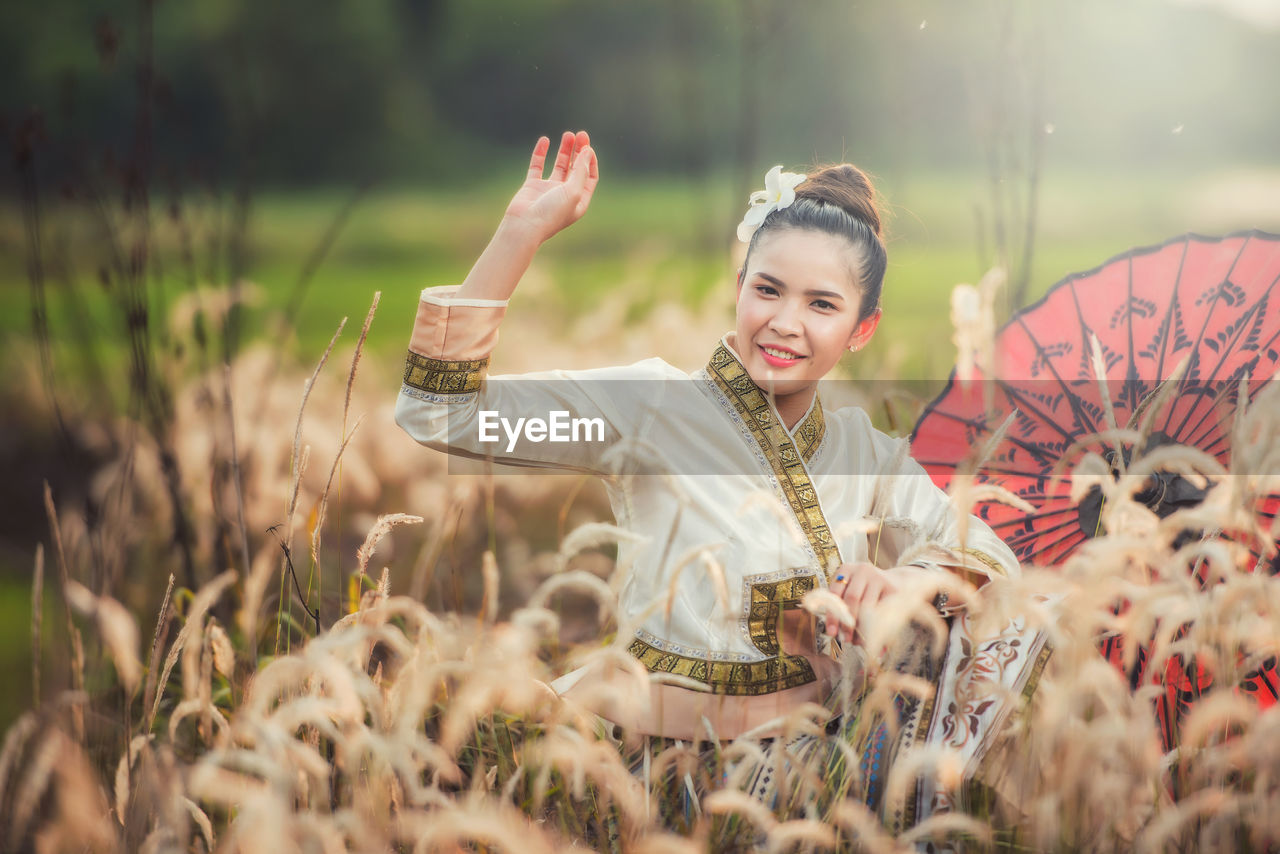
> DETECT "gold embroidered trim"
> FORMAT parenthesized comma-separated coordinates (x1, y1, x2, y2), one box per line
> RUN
(627, 574, 820, 696)
(403, 350, 488, 396)
(706, 344, 840, 573)
(960, 547, 1007, 578)
(627, 637, 816, 696)
(972, 637, 1053, 806)
(1022, 639, 1053, 704)
(746, 575, 817, 655)
(887, 624, 950, 832)
(794, 400, 825, 463)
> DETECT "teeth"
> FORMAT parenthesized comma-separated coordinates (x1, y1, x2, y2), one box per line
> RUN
(762, 346, 800, 359)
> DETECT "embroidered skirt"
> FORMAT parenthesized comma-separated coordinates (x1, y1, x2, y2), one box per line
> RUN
(616, 613, 1052, 846)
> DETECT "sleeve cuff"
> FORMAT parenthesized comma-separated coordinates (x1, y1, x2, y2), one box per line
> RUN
(420, 284, 510, 309)
(901, 543, 1011, 584)
(409, 286, 509, 362)
(402, 350, 489, 397)
(957, 547, 1008, 578)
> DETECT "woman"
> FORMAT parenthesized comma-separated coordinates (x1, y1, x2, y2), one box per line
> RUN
(395, 131, 1049, 831)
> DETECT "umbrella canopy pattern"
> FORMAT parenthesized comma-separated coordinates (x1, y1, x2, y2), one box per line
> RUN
(910, 230, 1280, 751)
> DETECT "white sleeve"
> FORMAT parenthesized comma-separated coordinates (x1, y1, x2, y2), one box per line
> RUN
(851, 407, 1021, 580)
(394, 286, 664, 473)
(885, 454, 1022, 580)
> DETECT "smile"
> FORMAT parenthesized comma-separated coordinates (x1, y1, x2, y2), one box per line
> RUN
(759, 344, 805, 366)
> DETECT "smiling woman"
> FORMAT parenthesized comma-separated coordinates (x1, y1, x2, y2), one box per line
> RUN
(734, 230, 881, 427)
(394, 131, 1050, 836)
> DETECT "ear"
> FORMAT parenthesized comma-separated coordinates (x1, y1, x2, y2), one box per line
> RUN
(736, 267, 745, 297)
(846, 308, 882, 352)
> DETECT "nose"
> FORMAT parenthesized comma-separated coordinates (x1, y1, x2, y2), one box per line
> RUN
(768, 298, 803, 336)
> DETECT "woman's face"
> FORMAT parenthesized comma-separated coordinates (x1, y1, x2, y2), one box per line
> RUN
(733, 228, 881, 418)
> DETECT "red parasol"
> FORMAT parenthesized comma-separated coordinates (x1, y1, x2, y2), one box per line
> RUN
(910, 230, 1280, 751)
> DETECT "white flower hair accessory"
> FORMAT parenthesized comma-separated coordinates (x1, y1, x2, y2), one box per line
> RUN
(737, 165, 807, 243)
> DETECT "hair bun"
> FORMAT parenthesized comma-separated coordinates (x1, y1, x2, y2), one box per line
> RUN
(742, 160, 888, 323)
(796, 164, 882, 239)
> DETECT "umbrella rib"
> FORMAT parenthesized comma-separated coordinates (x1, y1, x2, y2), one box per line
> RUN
(1024, 526, 1088, 558)
(1014, 312, 1100, 440)
(994, 377, 1084, 449)
(1169, 235, 1262, 438)
(976, 467, 1068, 484)
(921, 471, 1078, 501)
(918, 408, 1058, 466)
(988, 506, 1081, 531)
(1214, 317, 1280, 446)
(1126, 254, 1140, 410)
(1197, 238, 1280, 389)
(1011, 527, 1088, 564)
(1251, 669, 1280, 703)
(913, 461, 1063, 482)
(1004, 515, 1084, 547)
(1187, 427, 1228, 461)
(1176, 249, 1280, 445)
(1174, 391, 1232, 457)
(1158, 239, 1208, 437)
(1249, 307, 1280, 366)
(1153, 239, 1192, 384)
(1063, 281, 1108, 433)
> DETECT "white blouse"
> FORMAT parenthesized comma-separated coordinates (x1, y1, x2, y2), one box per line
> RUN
(395, 285, 1021, 698)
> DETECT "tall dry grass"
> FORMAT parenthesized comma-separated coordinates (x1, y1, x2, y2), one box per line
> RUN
(9, 65, 1280, 844)
(5, 274, 1280, 852)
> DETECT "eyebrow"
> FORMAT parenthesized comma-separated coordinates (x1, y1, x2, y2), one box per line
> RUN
(755, 272, 846, 302)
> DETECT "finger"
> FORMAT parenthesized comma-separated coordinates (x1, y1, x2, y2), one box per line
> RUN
(844, 576, 868, 610)
(566, 144, 592, 197)
(842, 577, 868, 643)
(856, 584, 881, 627)
(566, 131, 591, 178)
(527, 136, 551, 180)
(832, 566, 855, 639)
(582, 145, 600, 195)
(550, 131, 575, 181)
(855, 582, 893, 644)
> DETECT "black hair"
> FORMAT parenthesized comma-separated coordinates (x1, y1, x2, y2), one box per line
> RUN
(741, 164, 887, 323)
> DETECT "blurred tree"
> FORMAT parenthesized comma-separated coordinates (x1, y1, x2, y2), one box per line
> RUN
(1, 0, 1277, 187)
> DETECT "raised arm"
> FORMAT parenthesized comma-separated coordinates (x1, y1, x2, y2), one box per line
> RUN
(397, 132, 648, 474)
(456, 131, 599, 302)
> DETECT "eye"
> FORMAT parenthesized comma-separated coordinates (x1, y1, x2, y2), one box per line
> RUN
(812, 299, 838, 311)
(754, 283, 779, 297)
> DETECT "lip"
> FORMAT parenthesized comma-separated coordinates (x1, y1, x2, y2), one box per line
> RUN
(758, 343, 805, 368)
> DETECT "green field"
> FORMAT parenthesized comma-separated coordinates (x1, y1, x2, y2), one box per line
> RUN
(2, 165, 1277, 729)
(4, 165, 1276, 376)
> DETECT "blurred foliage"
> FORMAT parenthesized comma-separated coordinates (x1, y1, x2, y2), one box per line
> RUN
(2, 0, 1278, 732)
(1, 0, 1277, 189)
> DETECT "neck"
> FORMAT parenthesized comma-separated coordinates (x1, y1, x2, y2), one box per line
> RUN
(722, 332, 816, 431)
(775, 391, 815, 431)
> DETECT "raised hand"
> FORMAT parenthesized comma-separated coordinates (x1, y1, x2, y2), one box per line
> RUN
(504, 130, 599, 244)
(454, 131, 599, 302)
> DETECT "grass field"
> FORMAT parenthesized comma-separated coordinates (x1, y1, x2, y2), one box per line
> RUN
(1, 163, 1277, 732)
(4, 164, 1276, 367)
(4, 160, 1280, 850)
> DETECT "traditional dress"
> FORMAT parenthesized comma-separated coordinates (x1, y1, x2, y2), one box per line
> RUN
(396, 285, 1051, 832)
